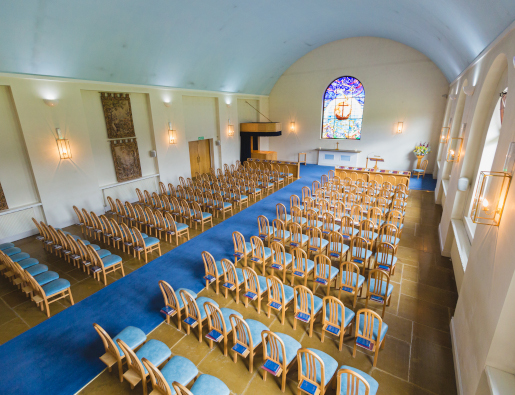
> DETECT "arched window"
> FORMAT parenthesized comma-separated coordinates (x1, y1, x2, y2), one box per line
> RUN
(321, 76, 365, 140)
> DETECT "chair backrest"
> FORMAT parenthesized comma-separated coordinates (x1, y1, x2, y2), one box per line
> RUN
(350, 236, 369, 261)
(105, 197, 117, 215)
(322, 295, 346, 329)
(116, 339, 146, 382)
(232, 231, 247, 258)
(250, 236, 266, 264)
(243, 266, 263, 295)
(271, 219, 288, 244)
(221, 258, 238, 291)
(307, 227, 324, 253)
(77, 239, 91, 263)
(339, 261, 361, 288)
(168, 183, 176, 198)
(314, 254, 332, 283)
(159, 280, 180, 312)
(179, 289, 200, 323)
(375, 242, 395, 271)
(387, 209, 403, 230)
(291, 247, 310, 276)
(144, 207, 157, 227)
(180, 200, 191, 219)
(87, 244, 105, 270)
(93, 323, 122, 363)
(359, 219, 376, 243)
(202, 251, 220, 279)
(142, 357, 172, 395)
(420, 159, 428, 171)
(302, 186, 311, 203)
(276, 203, 288, 223)
(294, 285, 315, 318)
(270, 241, 288, 272)
(135, 188, 145, 204)
(266, 276, 285, 308)
(290, 194, 301, 211)
(368, 269, 390, 300)
(355, 308, 383, 350)
(230, 314, 254, 352)
(73, 206, 85, 224)
(321, 212, 336, 235)
(261, 330, 287, 369)
(204, 301, 227, 334)
(349, 205, 362, 226)
(131, 227, 147, 249)
(297, 348, 327, 389)
(288, 222, 304, 249)
(172, 381, 194, 395)
(328, 231, 345, 257)
(378, 223, 398, 244)
(337, 368, 372, 395)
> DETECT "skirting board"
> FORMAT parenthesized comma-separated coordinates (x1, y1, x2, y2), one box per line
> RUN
(451, 317, 464, 395)
(438, 222, 452, 257)
(0, 228, 39, 245)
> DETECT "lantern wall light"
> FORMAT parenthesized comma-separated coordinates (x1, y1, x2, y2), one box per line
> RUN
(227, 124, 234, 137)
(168, 122, 176, 145)
(396, 122, 403, 134)
(446, 137, 463, 162)
(55, 128, 71, 159)
(290, 121, 296, 133)
(470, 171, 512, 226)
(440, 127, 450, 143)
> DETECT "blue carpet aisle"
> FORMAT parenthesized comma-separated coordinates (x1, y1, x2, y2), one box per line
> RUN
(0, 164, 332, 395)
(409, 174, 437, 191)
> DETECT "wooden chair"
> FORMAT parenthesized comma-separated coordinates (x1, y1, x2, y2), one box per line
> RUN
(261, 330, 301, 392)
(374, 242, 397, 275)
(73, 206, 86, 235)
(25, 272, 74, 317)
(242, 266, 268, 313)
(93, 323, 147, 382)
(132, 227, 161, 263)
(141, 356, 196, 395)
(269, 241, 292, 283)
(204, 301, 242, 356)
(321, 296, 355, 351)
(266, 275, 294, 325)
(202, 251, 222, 294)
(232, 231, 251, 267)
(328, 231, 350, 265)
(291, 206, 307, 230)
(288, 222, 308, 251)
(213, 192, 233, 220)
(87, 244, 124, 285)
(352, 309, 388, 367)
(158, 280, 190, 330)
(257, 215, 272, 246)
(307, 227, 329, 258)
(349, 236, 372, 275)
(296, 348, 338, 395)
(271, 219, 291, 246)
(191, 201, 212, 232)
(338, 261, 365, 308)
(250, 235, 271, 274)
(386, 209, 404, 239)
(230, 314, 268, 373)
(413, 159, 428, 178)
(377, 223, 400, 253)
(293, 285, 323, 337)
(290, 247, 315, 287)
(117, 338, 171, 395)
(220, 258, 244, 304)
(366, 269, 393, 318)
(164, 212, 190, 245)
(336, 366, 379, 395)
(179, 289, 218, 343)
(171, 375, 231, 395)
(313, 254, 339, 296)
(276, 203, 291, 224)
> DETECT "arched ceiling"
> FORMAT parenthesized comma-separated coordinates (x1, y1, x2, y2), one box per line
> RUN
(1, 0, 514, 95)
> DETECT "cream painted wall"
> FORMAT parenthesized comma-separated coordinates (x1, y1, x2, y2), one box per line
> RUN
(433, 23, 515, 395)
(0, 86, 39, 208)
(0, 72, 267, 240)
(268, 37, 448, 171)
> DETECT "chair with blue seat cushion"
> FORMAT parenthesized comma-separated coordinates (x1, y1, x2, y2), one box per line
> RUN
(242, 266, 268, 314)
(229, 314, 269, 373)
(33, 271, 60, 286)
(87, 245, 125, 286)
(327, 232, 350, 265)
(249, 235, 272, 275)
(202, 251, 223, 295)
(366, 269, 393, 318)
(179, 289, 218, 343)
(338, 262, 366, 308)
(204, 301, 243, 355)
(378, 223, 400, 253)
(3, 247, 21, 257)
(353, 309, 388, 367)
(294, 285, 323, 337)
(18, 257, 40, 270)
(298, 348, 338, 395)
(413, 159, 428, 179)
(307, 227, 329, 258)
(0, 243, 14, 251)
(143, 355, 198, 395)
(220, 258, 245, 303)
(132, 226, 161, 263)
(233, 231, 252, 267)
(164, 212, 189, 246)
(349, 236, 373, 275)
(337, 366, 379, 395)
(374, 241, 398, 275)
(269, 241, 293, 283)
(262, 331, 302, 392)
(192, 201, 213, 232)
(159, 280, 197, 330)
(93, 323, 147, 382)
(291, 247, 315, 287)
(321, 296, 355, 350)
(26, 274, 74, 318)
(172, 374, 231, 395)
(9, 252, 30, 263)
(271, 218, 291, 246)
(314, 254, 340, 296)
(117, 338, 172, 395)
(95, 249, 112, 259)
(266, 275, 294, 325)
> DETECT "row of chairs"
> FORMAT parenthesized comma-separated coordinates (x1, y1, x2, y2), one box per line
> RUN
(158, 281, 381, 393)
(327, 169, 410, 187)
(0, 242, 74, 317)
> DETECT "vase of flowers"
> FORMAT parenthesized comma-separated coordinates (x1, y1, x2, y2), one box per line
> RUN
(413, 142, 431, 168)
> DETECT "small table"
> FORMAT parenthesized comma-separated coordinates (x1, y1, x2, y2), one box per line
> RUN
(366, 156, 384, 171)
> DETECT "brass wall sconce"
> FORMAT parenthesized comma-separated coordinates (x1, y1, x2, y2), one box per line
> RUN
(470, 171, 512, 226)
(440, 127, 450, 143)
(168, 122, 176, 144)
(446, 137, 463, 162)
(56, 128, 71, 159)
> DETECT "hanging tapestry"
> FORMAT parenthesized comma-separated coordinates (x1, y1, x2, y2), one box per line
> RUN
(321, 76, 365, 140)
(0, 182, 8, 211)
(110, 139, 142, 182)
(101, 92, 136, 139)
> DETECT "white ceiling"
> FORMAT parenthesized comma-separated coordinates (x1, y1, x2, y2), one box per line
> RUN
(1, 0, 514, 94)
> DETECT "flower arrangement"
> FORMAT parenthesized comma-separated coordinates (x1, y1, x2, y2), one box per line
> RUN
(413, 142, 431, 156)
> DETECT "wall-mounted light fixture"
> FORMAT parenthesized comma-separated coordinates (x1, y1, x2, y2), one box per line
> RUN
(44, 99, 59, 107)
(227, 124, 234, 137)
(463, 85, 475, 96)
(55, 128, 71, 159)
(446, 137, 463, 162)
(396, 122, 403, 134)
(168, 122, 176, 144)
(440, 127, 450, 143)
(470, 171, 512, 226)
(290, 121, 296, 133)
(164, 101, 171, 108)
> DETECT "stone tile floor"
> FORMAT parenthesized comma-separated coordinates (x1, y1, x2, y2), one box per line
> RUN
(0, 189, 458, 395)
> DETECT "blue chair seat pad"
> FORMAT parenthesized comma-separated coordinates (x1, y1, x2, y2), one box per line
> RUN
(340, 271, 365, 289)
(375, 252, 397, 267)
(368, 279, 394, 297)
(34, 271, 59, 286)
(316, 264, 339, 280)
(160, 356, 199, 390)
(267, 333, 301, 365)
(357, 314, 388, 342)
(296, 293, 323, 315)
(144, 237, 160, 247)
(102, 254, 122, 268)
(42, 278, 71, 296)
(0, 243, 15, 251)
(220, 308, 243, 329)
(325, 303, 355, 328)
(301, 348, 338, 386)
(26, 264, 48, 276)
(96, 249, 111, 259)
(112, 326, 147, 355)
(177, 289, 198, 309)
(19, 258, 40, 269)
(135, 339, 172, 374)
(190, 374, 230, 395)
(3, 247, 21, 256)
(196, 297, 219, 321)
(338, 365, 378, 395)
(244, 319, 268, 347)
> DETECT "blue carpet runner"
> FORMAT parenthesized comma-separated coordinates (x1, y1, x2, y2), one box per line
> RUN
(0, 164, 331, 395)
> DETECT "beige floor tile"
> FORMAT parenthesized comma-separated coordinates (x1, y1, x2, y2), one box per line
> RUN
(372, 369, 434, 395)
(401, 280, 458, 309)
(397, 295, 450, 333)
(13, 299, 67, 328)
(0, 299, 17, 325)
(147, 321, 186, 349)
(171, 330, 214, 365)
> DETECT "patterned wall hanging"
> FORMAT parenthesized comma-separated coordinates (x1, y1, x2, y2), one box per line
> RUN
(110, 139, 142, 182)
(0, 182, 8, 211)
(100, 92, 136, 139)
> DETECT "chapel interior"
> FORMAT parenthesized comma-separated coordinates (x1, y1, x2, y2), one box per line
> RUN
(0, 2, 515, 395)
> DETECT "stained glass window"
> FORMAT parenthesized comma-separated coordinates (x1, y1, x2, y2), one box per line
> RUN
(321, 76, 365, 140)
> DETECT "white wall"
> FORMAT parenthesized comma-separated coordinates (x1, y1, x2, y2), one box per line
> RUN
(432, 23, 515, 395)
(268, 37, 448, 171)
(0, 72, 267, 241)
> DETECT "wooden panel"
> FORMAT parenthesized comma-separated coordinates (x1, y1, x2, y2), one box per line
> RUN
(240, 122, 281, 133)
(251, 150, 277, 160)
(198, 139, 211, 174)
(188, 141, 199, 177)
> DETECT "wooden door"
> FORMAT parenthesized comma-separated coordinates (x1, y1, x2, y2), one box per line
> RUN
(188, 139, 212, 177)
